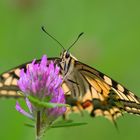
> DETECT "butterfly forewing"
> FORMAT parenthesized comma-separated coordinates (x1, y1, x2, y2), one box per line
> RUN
(0, 58, 60, 98)
(0, 67, 23, 98)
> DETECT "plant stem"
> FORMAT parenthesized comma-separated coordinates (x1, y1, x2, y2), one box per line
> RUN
(36, 111, 41, 140)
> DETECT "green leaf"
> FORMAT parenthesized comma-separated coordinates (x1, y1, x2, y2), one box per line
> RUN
(28, 95, 69, 108)
(54, 120, 74, 125)
(51, 122, 88, 128)
(24, 123, 34, 128)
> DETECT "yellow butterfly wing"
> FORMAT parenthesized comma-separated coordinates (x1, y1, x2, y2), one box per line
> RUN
(66, 61, 140, 121)
(0, 58, 59, 98)
(0, 67, 24, 98)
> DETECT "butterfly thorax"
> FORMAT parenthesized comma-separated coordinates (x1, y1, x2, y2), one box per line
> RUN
(60, 51, 77, 77)
(59, 51, 87, 101)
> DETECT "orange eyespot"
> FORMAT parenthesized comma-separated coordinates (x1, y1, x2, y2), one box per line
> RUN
(82, 100, 92, 109)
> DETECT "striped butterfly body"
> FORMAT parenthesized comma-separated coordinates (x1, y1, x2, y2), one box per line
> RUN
(1, 50, 140, 124)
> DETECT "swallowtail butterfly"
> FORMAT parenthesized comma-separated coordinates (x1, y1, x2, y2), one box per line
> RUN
(0, 27, 140, 126)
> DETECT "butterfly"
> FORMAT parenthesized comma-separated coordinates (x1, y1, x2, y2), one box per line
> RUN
(0, 27, 140, 126)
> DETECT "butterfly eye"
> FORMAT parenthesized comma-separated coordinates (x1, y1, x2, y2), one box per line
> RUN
(65, 52, 70, 58)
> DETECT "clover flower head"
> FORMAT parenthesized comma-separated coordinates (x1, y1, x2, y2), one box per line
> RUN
(16, 55, 66, 138)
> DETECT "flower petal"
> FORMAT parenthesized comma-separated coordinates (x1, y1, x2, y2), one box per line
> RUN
(25, 98, 33, 113)
(16, 102, 34, 120)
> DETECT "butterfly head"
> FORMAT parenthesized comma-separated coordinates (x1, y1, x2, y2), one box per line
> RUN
(41, 26, 83, 72)
(60, 50, 77, 61)
(59, 50, 77, 75)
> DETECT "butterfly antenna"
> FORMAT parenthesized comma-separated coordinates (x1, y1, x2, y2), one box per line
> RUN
(41, 26, 65, 50)
(67, 32, 84, 51)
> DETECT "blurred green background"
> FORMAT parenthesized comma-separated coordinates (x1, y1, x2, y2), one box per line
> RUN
(0, 0, 140, 140)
